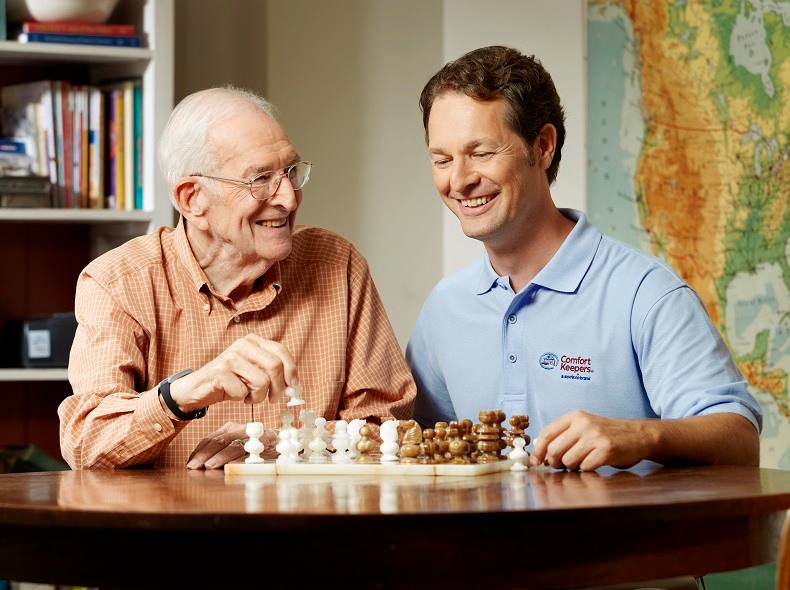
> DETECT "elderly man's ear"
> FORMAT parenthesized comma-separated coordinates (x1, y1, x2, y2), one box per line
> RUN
(175, 177, 209, 228)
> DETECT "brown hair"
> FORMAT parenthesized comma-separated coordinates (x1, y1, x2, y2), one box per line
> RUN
(419, 45, 566, 185)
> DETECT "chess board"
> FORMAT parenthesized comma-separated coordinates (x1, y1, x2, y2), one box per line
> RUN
(225, 458, 517, 477)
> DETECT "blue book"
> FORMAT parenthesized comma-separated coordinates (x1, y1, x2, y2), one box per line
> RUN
(133, 80, 142, 210)
(17, 32, 141, 47)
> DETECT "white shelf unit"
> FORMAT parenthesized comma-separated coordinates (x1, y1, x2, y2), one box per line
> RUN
(0, 0, 174, 383)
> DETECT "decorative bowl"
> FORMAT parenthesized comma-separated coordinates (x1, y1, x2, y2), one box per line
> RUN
(6, 0, 120, 24)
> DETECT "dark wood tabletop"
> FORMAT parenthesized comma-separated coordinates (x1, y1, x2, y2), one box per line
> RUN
(1, 463, 789, 589)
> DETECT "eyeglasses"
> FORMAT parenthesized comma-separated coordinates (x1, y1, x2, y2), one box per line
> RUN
(193, 161, 312, 200)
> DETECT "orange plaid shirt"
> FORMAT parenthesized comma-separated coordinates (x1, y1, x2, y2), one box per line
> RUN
(60, 219, 416, 468)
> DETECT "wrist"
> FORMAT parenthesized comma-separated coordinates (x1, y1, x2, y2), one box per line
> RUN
(158, 369, 207, 421)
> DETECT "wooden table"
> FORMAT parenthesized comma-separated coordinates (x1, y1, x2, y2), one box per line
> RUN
(0, 463, 789, 589)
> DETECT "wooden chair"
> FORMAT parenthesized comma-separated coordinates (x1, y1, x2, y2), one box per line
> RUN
(777, 509, 790, 590)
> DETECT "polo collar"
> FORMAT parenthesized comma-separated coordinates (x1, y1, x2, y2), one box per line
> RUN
(475, 209, 601, 295)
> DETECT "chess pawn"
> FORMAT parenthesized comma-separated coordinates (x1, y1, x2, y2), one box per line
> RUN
(508, 437, 529, 471)
(314, 416, 332, 457)
(244, 422, 265, 464)
(332, 420, 352, 464)
(355, 425, 376, 463)
(276, 428, 296, 464)
(299, 408, 317, 461)
(379, 418, 400, 463)
(285, 383, 306, 406)
(308, 428, 328, 463)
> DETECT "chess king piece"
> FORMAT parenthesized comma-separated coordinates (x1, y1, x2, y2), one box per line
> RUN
(508, 437, 529, 471)
(286, 383, 306, 406)
(244, 422, 266, 464)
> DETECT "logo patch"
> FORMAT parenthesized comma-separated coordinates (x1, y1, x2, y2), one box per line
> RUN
(539, 352, 558, 370)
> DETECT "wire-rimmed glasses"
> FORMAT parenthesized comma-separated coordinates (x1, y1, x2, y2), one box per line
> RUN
(193, 161, 312, 200)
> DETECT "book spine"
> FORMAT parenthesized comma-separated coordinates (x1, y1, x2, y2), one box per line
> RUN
(17, 32, 141, 47)
(88, 86, 103, 209)
(20, 21, 135, 36)
(105, 89, 117, 210)
(123, 81, 133, 211)
(114, 88, 125, 210)
(133, 81, 143, 210)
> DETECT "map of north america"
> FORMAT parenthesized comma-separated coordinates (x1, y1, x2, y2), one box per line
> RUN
(587, 0, 790, 467)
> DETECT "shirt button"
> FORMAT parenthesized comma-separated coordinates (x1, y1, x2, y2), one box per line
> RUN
(508, 315, 516, 324)
(508, 354, 517, 363)
(203, 303, 210, 311)
(154, 423, 163, 432)
(234, 316, 241, 323)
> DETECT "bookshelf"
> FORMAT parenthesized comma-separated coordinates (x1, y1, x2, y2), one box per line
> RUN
(0, 0, 174, 462)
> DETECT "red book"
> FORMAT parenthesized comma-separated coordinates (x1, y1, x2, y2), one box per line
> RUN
(19, 21, 135, 36)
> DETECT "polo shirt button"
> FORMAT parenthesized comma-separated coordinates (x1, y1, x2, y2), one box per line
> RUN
(508, 315, 516, 324)
(508, 354, 517, 363)
(154, 423, 162, 432)
(234, 316, 241, 323)
(203, 303, 210, 311)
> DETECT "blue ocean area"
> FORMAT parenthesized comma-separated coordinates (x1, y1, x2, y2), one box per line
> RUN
(586, 16, 645, 250)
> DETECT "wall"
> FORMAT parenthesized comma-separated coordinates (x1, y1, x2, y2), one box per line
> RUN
(266, 0, 444, 350)
(440, 0, 586, 275)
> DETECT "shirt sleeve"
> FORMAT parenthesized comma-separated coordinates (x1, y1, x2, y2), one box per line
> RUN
(405, 292, 458, 430)
(635, 283, 763, 432)
(59, 272, 184, 469)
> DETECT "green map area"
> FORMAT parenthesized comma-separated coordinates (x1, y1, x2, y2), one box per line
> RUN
(587, 0, 790, 469)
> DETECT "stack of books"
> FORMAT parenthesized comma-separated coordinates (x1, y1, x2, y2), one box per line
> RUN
(0, 173, 52, 208)
(14, 21, 140, 48)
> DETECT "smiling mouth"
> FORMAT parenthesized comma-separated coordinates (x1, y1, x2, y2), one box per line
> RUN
(460, 195, 494, 208)
(257, 219, 287, 228)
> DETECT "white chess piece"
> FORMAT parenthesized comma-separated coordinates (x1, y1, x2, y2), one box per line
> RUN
(347, 418, 365, 460)
(299, 409, 317, 462)
(276, 428, 296, 464)
(285, 383, 306, 406)
(244, 422, 265, 464)
(379, 419, 400, 463)
(314, 416, 331, 457)
(508, 437, 529, 471)
(308, 428, 328, 463)
(332, 420, 352, 463)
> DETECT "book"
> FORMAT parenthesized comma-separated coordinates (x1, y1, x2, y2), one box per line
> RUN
(123, 81, 133, 211)
(133, 80, 142, 210)
(19, 21, 135, 37)
(88, 86, 104, 209)
(17, 32, 141, 47)
(0, 174, 51, 193)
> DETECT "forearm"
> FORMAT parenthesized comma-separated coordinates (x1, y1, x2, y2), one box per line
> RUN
(59, 386, 181, 468)
(648, 413, 760, 467)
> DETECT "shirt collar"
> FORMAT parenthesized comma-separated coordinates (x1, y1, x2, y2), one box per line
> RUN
(172, 217, 283, 303)
(474, 208, 601, 295)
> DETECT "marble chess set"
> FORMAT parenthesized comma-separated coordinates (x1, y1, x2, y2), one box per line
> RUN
(225, 394, 531, 477)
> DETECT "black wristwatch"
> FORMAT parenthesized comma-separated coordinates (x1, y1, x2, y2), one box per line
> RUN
(158, 369, 207, 421)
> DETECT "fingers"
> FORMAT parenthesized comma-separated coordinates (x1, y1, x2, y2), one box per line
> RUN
(175, 335, 300, 411)
(187, 422, 248, 470)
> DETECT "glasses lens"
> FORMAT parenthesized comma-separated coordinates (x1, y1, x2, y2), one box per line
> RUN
(289, 162, 311, 190)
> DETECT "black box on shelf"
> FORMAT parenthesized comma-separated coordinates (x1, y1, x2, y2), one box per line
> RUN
(0, 312, 77, 368)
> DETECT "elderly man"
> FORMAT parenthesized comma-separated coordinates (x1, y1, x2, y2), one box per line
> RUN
(60, 85, 415, 469)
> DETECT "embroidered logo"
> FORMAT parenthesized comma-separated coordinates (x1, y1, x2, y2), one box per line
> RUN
(540, 353, 594, 381)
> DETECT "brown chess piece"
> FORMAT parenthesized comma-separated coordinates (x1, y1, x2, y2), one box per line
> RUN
(398, 419, 423, 463)
(355, 425, 376, 463)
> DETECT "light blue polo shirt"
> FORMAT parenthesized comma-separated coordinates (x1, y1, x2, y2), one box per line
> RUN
(405, 209, 762, 449)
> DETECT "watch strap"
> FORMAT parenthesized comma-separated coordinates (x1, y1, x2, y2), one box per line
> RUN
(159, 369, 207, 421)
